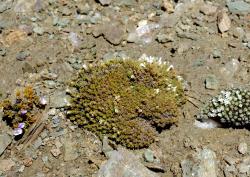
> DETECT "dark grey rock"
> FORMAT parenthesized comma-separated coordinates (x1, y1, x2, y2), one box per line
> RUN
(227, 1, 250, 15)
(0, 133, 12, 156)
(97, 148, 159, 177)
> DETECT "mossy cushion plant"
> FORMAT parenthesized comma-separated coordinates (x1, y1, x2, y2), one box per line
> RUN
(197, 88, 250, 127)
(67, 58, 185, 149)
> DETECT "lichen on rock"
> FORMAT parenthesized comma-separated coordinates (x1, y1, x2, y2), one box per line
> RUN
(66, 58, 185, 149)
(196, 88, 250, 127)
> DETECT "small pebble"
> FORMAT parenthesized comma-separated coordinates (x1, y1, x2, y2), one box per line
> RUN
(33, 26, 44, 35)
(16, 51, 30, 61)
(50, 148, 61, 157)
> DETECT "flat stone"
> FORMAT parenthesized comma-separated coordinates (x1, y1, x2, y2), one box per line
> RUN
(200, 3, 218, 15)
(49, 91, 70, 108)
(0, 133, 12, 156)
(0, 159, 15, 172)
(227, 1, 250, 15)
(102, 24, 125, 45)
(156, 33, 174, 43)
(218, 11, 231, 33)
(181, 148, 217, 177)
(237, 163, 250, 173)
(33, 137, 43, 149)
(205, 75, 219, 90)
(97, 148, 160, 177)
(99, 0, 112, 5)
(63, 136, 79, 161)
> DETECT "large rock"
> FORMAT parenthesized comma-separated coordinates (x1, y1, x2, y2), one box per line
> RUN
(227, 1, 250, 15)
(97, 148, 160, 177)
(181, 148, 217, 177)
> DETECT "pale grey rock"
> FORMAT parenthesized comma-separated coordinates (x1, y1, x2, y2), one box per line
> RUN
(144, 149, 154, 163)
(102, 136, 114, 157)
(99, 0, 112, 6)
(0, 133, 12, 156)
(227, 1, 250, 14)
(49, 91, 70, 108)
(218, 11, 231, 33)
(205, 75, 219, 90)
(63, 136, 79, 161)
(33, 137, 43, 149)
(97, 148, 160, 177)
(238, 143, 248, 155)
(181, 148, 217, 177)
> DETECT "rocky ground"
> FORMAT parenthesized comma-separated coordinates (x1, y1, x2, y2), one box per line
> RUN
(0, 0, 250, 177)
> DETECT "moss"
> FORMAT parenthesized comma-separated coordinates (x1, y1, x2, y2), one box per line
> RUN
(0, 86, 44, 134)
(67, 58, 185, 149)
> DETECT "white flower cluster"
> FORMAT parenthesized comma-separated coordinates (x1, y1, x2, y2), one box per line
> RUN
(197, 88, 250, 127)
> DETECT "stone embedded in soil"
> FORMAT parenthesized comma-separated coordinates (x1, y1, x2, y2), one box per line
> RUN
(205, 75, 219, 90)
(0, 133, 12, 156)
(0, 48, 7, 56)
(238, 143, 248, 155)
(212, 49, 222, 58)
(63, 137, 79, 161)
(97, 148, 160, 177)
(0, 159, 15, 172)
(181, 148, 217, 177)
(200, 3, 218, 15)
(156, 33, 174, 43)
(227, 1, 250, 15)
(102, 136, 114, 157)
(49, 91, 70, 108)
(50, 148, 61, 157)
(218, 11, 231, 33)
(144, 149, 154, 163)
(33, 26, 44, 35)
(101, 23, 125, 45)
(16, 51, 30, 61)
